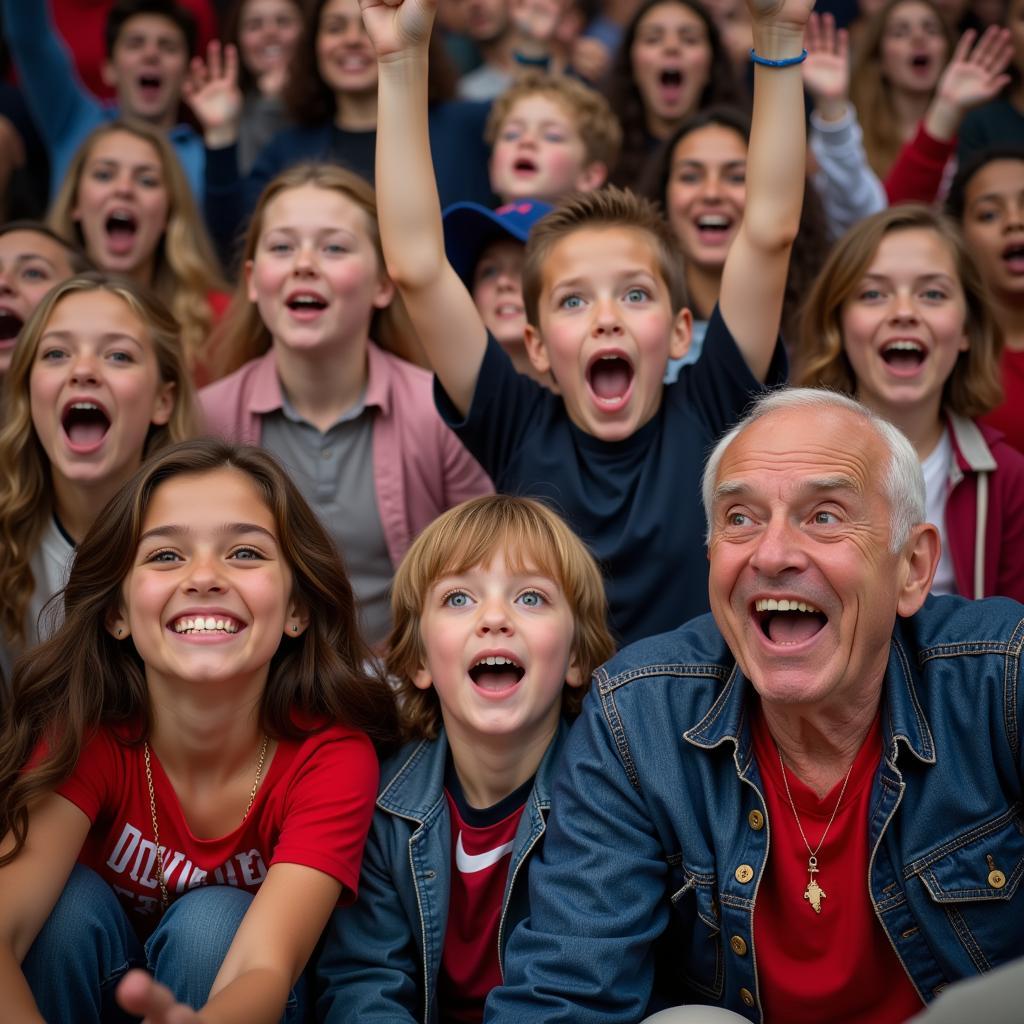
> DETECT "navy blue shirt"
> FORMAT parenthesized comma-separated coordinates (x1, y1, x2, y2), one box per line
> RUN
(435, 306, 787, 644)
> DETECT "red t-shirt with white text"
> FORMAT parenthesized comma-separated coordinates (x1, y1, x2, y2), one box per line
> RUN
(752, 708, 923, 1022)
(54, 722, 378, 937)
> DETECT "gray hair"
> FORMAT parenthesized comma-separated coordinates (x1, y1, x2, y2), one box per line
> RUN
(702, 389, 925, 552)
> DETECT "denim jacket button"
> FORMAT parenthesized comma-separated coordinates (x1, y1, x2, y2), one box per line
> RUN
(988, 869, 1006, 889)
(747, 810, 765, 831)
(739, 987, 755, 1007)
(730, 935, 748, 956)
(735, 864, 754, 884)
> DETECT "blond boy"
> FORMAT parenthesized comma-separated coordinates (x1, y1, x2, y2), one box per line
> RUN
(363, 0, 806, 643)
(485, 71, 622, 203)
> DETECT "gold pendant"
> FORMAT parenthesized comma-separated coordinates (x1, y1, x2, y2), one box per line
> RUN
(803, 855, 826, 914)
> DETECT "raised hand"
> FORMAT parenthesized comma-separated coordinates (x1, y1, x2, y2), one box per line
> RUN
(935, 25, 1014, 113)
(802, 12, 849, 119)
(359, 0, 437, 60)
(116, 969, 207, 1024)
(182, 40, 243, 148)
(744, 0, 815, 35)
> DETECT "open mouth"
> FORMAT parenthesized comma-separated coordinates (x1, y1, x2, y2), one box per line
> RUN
(286, 292, 328, 315)
(138, 73, 163, 97)
(61, 401, 111, 449)
(513, 157, 538, 174)
(754, 598, 827, 645)
(695, 214, 734, 240)
(909, 54, 931, 70)
(1002, 242, 1024, 274)
(881, 340, 926, 372)
(0, 307, 23, 343)
(105, 210, 138, 255)
(587, 352, 635, 409)
(171, 615, 242, 635)
(468, 654, 525, 691)
(660, 68, 683, 87)
(494, 301, 524, 318)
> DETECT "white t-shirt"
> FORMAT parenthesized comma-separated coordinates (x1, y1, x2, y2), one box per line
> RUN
(922, 428, 957, 596)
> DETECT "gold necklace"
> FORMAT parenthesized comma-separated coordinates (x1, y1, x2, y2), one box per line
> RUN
(775, 744, 853, 916)
(144, 735, 270, 910)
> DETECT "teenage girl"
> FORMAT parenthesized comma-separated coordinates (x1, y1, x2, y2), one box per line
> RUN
(200, 163, 492, 647)
(189, 0, 494, 260)
(0, 438, 400, 1023)
(0, 273, 198, 687)
(947, 146, 1024, 454)
(795, 204, 1024, 600)
(641, 106, 831, 373)
(221, 0, 305, 172)
(47, 120, 229, 386)
(604, 0, 742, 190)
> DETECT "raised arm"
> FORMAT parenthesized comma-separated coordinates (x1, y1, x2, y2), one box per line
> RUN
(363, 0, 489, 416)
(719, 0, 813, 381)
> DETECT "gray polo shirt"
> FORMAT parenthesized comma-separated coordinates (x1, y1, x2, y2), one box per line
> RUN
(261, 388, 393, 646)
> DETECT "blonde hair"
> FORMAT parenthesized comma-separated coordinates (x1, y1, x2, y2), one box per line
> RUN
(387, 495, 615, 740)
(522, 186, 688, 327)
(850, 0, 953, 178)
(47, 121, 227, 375)
(207, 163, 420, 378)
(0, 274, 198, 647)
(794, 204, 1003, 417)
(486, 71, 623, 172)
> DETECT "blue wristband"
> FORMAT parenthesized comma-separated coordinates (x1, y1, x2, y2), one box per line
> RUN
(749, 48, 808, 67)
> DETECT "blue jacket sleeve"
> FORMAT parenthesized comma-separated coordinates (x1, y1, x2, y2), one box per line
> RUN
(0, 0, 100, 148)
(484, 691, 671, 1023)
(315, 819, 423, 1023)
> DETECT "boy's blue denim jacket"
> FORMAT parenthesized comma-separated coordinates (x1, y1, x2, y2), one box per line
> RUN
(486, 597, 1024, 1023)
(316, 720, 568, 1023)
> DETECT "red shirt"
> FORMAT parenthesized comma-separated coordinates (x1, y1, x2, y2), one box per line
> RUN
(55, 722, 378, 936)
(982, 348, 1024, 457)
(439, 777, 528, 1023)
(751, 708, 924, 1023)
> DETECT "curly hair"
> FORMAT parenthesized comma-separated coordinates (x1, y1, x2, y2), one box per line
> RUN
(0, 274, 198, 650)
(850, 0, 953, 178)
(387, 494, 614, 741)
(794, 204, 1002, 418)
(486, 71, 623, 171)
(47, 121, 227, 376)
(604, 0, 743, 191)
(0, 438, 400, 866)
(207, 162, 419, 378)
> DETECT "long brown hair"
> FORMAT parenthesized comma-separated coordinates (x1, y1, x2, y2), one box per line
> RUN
(208, 162, 420, 377)
(0, 274, 198, 648)
(850, 0, 953, 178)
(47, 120, 228, 372)
(0, 439, 400, 865)
(794, 204, 1003, 418)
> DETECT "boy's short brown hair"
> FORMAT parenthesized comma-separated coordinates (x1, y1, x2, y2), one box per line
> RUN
(387, 495, 615, 740)
(521, 186, 689, 327)
(485, 71, 623, 172)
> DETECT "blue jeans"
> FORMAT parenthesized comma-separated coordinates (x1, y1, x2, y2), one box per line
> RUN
(23, 864, 305, 1023)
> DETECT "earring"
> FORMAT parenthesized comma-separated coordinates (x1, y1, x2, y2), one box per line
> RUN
(291, 624, 299, 633)
(116, 628, 123, 637)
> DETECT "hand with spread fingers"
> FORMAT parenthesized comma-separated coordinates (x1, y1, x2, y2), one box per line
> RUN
(182, 40, 243, 149)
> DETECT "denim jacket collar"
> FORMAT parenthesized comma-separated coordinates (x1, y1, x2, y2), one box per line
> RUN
(376, 719, 569, 824)
(682, 621, 936, 772)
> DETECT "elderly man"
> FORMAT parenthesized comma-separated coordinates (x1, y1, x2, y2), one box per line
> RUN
(486, 389, 1024, 1023)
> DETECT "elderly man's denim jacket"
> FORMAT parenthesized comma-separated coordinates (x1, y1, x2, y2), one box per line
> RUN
(487, 597, 1024, 1023)
(316, 721, 568, 1023)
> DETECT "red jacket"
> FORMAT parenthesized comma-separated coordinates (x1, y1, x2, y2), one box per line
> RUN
(944, 412, 1024, 600)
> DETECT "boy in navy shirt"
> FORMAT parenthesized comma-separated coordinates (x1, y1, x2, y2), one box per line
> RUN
(365, 0, 803, 643)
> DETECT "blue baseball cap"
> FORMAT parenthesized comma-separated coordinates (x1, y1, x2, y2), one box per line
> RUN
(442, 199, 553, 286)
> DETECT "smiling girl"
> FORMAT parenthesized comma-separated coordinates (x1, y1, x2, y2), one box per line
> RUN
(0, 274, 197, 687)
(795, 204, 1024, 601)
(0, 439, 400, 1023)
(201, 164, 491, 647)
(47, 120, 229, 385)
